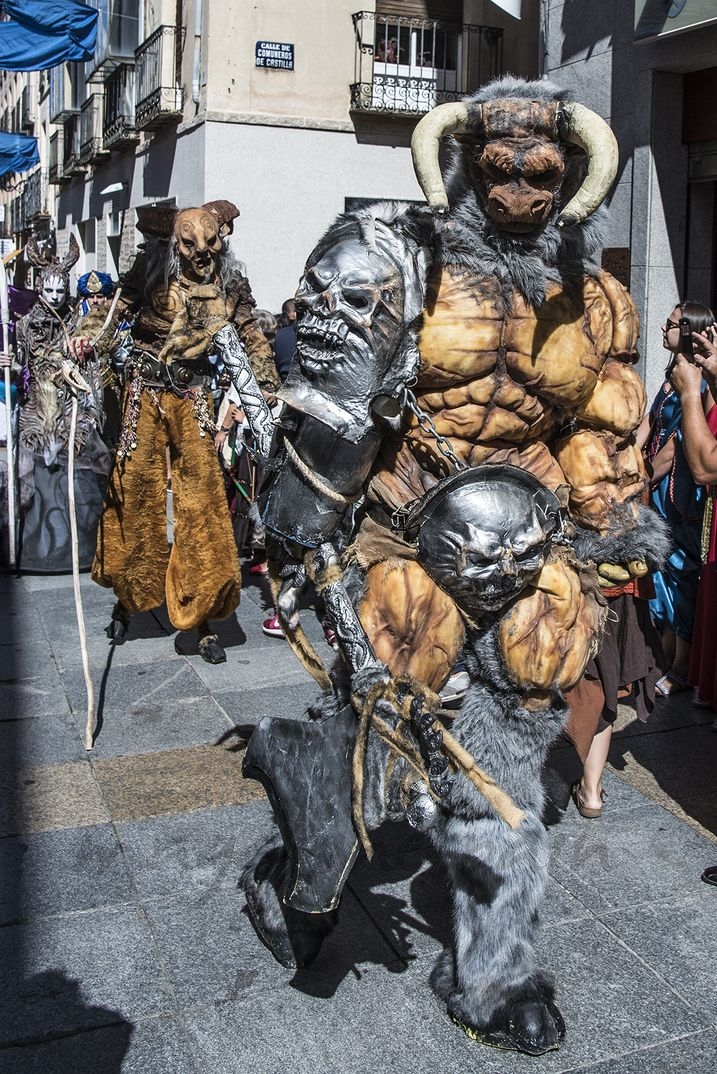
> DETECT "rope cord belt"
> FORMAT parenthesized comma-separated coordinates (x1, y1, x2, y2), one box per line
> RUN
(283, 435, 363, 510)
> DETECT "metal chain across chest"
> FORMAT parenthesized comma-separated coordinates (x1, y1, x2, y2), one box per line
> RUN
(404, 388, 467, 472)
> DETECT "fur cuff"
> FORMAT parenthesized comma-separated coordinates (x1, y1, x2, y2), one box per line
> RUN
(571, 504, 671, 570)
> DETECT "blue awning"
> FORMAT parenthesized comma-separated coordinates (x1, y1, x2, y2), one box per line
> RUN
(0, 0, 98, 71)
(0, 131, 40, 178)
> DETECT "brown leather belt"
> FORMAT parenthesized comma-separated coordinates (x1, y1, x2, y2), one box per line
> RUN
(130, 352, 212, 391)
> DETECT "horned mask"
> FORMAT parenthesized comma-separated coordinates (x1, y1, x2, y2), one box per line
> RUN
(411, 94, 618, 230)
(26, 234, 80, 310)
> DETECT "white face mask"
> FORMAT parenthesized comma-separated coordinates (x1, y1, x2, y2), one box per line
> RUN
(41, 274, 67, 309)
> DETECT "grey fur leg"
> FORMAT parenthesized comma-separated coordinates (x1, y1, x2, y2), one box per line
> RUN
(239, 834, 336, 969)
(430, 812, 564, 1055)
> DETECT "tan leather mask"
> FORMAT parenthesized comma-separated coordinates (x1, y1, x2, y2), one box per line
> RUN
(174, 208, 223, 281)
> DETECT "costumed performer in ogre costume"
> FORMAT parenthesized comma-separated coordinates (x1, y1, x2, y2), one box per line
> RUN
(92, 200, 279, 663)
(13, 237, 113, 572)
(235, 78, 669, 1056)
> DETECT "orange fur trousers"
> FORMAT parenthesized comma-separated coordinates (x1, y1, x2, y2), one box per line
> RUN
(92, 388, 241, 631)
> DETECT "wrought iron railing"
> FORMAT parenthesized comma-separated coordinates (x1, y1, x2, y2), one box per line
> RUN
(80, 91, 108, 164)
(12, 193, 25, 235)
(104, 63, 138, 147)
(135, 25, 183, 130)
(350, 10, 502, 115)
(49, 130, 63, 183)
(23, 167, 46, 220)
(63, 114, 84, 174)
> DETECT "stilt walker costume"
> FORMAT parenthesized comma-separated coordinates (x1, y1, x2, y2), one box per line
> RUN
(92, 201, 278, 662)
(233, 78, 671, 1057)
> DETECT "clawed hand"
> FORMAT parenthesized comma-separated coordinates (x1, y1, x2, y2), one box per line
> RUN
(597, 559, 648, 588)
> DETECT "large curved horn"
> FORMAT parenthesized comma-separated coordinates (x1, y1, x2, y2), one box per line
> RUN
(60, 233, 80, 274)
(25, 236, 50, 269)
(557, 102, 618, 228)
(411, 101, 473, 214)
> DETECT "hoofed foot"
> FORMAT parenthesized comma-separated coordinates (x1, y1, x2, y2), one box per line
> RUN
(198, 620, 226, 664)
(198, 633, 226, 664)
(452, 992, 565, 1056)
(432, 955, 565, 1057)
(105, 602, 131, 645)
(239, 841, 335, 970)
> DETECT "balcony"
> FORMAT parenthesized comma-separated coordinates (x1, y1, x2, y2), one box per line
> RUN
(63, 114, 86, 176)
(79, 91, 109, 165)
(84, 0, 140, 77)
(21, 84, 36, 131)
(10, 196, 24, 235)
(49, 130, 68, 184)
(135, 26, 183, 131)
(350, 11, 502, 116)
(104, 63, 138, 148)
(23, 168, 47, 221)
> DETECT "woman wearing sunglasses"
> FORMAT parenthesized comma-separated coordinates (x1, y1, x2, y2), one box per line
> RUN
(636, 301, 715, 695)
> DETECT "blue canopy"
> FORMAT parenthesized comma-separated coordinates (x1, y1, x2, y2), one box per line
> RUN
(0, 131, 39, 177)
(0, 0, 98, 71)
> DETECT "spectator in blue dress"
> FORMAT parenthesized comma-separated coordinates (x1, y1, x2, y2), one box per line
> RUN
(636, 300, 715, 695)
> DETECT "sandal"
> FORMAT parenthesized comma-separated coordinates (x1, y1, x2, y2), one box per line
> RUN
(655, 672, 688, 697)
(571, 780, 606, 819)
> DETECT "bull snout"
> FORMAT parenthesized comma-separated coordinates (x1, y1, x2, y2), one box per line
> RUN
(487, 185, 553, 227)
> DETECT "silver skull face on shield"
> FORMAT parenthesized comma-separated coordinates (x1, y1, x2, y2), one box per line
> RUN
(408, 465, 563, 619)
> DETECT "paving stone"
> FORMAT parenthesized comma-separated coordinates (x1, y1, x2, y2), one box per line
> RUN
(601, 895, 717, 1021)
(182, 958, 464, 1074)
(60, 658, 207, 718)
(346, 821, 452, 964)
(188, 641, 314, 692)
(213, 680, 322, 729)
(116, 801, 274, 902)
(0, 907, 174, 1047)
(143, 883, 402, 1012)
(0, 824, 133, 925)
(0, 1014, 201, 1074)
(0, 711, 85, 768)
(549, 798, 717, 915)
(562, 1029, 717, 1074)
(82, 694, 234, 759)
(0, 667, 71, 720)
(0, 760, 110, 837)
(92, 741, 265, 823)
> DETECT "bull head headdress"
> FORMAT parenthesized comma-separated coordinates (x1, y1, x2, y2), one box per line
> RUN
(411, 92, 618, 229)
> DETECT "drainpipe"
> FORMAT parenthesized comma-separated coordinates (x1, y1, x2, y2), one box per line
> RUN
(192, 0, 203, 105)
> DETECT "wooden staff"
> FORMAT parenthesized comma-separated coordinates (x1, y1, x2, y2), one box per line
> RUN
(0, 257, 17, 569)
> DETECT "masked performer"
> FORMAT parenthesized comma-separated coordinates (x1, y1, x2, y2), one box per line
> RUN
(92, 201, 278, 663)
(69, 269, 131, 454)
(236, 78, 670, 1057)
(11, 237, 112, 572)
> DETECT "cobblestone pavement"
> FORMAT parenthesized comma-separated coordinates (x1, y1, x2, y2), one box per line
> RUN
(1, 569, 716, 1074)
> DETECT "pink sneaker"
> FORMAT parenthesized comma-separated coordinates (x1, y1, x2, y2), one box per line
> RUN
(262, 615, 285, 638)
(249, 561, 269, 575)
